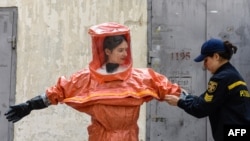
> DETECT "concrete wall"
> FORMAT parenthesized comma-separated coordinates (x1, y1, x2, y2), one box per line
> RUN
(0, 0, 148, 141)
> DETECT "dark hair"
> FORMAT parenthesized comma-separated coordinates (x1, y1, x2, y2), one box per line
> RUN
(103, 35, 126, 64)
(103, 35, 127, 73)
(218, 41, 237, 60)
(103, 35, 126, 51)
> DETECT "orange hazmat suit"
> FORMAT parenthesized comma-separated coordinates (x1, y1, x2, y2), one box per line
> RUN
(46, 22, 181, 141)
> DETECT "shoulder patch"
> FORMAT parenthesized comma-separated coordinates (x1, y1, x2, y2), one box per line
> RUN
(207, 81, 218, 93)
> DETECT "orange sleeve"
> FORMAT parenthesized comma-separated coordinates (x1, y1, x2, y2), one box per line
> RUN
(45, 69, 90, 105)
(147, 68, 181, 100)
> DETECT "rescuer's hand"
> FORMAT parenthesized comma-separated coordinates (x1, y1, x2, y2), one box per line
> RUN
(165, 95, 180, 106)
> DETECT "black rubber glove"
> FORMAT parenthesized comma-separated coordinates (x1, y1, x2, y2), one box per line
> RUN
(5, 95, 48, 123)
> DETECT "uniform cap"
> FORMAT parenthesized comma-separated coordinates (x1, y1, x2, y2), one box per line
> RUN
(194, 38, 225, 62)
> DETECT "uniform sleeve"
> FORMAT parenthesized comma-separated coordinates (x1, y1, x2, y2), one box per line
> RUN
(177, 77, 228, 118)
(148, 68, 181, 100)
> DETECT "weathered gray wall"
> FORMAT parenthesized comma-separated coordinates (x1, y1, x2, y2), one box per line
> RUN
(0, 0, 148, 141)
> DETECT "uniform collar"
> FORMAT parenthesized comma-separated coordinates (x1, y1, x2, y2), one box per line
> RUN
(214, 62, 232, 74)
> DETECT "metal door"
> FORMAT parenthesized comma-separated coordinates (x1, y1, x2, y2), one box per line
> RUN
(0, 7, 17, 141)
(147, 0, 250, 141)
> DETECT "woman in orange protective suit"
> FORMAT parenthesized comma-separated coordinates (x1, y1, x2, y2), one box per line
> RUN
(5, 22, 181, 141)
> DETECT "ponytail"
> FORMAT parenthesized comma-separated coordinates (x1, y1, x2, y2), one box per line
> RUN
(218, 41, 238, 60)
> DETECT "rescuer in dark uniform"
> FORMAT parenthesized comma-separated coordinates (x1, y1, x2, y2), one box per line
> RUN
(165, 38, 250, 141)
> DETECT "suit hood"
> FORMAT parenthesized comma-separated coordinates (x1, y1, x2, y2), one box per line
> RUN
(88, 22, 132, 83)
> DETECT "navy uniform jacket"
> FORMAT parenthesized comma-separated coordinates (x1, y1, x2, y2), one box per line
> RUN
(178, 62, 250, 141)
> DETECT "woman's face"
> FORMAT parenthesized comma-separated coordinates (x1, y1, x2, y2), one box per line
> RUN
(203, 53, 221, 74)
(105, 40, 128, 65)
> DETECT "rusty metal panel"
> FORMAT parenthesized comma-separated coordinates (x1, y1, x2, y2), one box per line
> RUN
(0, 7, 17, 141)
(207, 0, 250, 88)
(147, 0, 209, 140)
